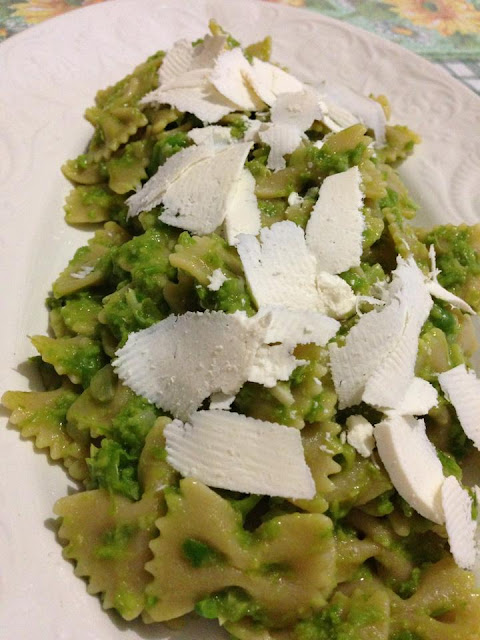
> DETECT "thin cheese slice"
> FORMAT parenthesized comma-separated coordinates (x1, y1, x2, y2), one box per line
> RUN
(257, 305, 340, 347)
(245, 57, 304, 106)
(259, 89, 323, 171)
(316, 272, 357, 319)
(242, 118, 264, 142)
(113, 310, 267, 420)
(387, 377, 438, 416)
(306, 166, 365, 275)
(473, 487, 480, 587)
(209, 392, 235, 411)
(189, 34, 228, 71)
(363, 258, 433, 410)
(441, 476, 477, 570)
(165, 410, 316, 499)
(330, 257, 431, 409)
(210, 47, 265, 111)
(329, 296, 405, 408)
(127, 143, 214, 218)
(142, 76, 240, 124)
(158, 39, 194, 85)
(270, 88, 323, 131)
(188, 125, 233, 147)
(248, 343, 300, 388)
(223, 168, 261, 245)
(160, 141, 253, 234)
(159, 35, 227, 85)
(346, 415, 375, 458)
(321, 100, 358, 133)
(259, 123, 304, 171)
(438, 364, 480, 451)
(236, 220, 323, 311)
(374, 415, 445, 523)
(322, 81, 387, 146)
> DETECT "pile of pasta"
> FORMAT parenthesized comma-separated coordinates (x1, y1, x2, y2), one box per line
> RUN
(4, 23, 480, 640)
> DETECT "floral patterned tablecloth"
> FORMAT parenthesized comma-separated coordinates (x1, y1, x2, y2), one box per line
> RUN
(0, 0, 479, 93)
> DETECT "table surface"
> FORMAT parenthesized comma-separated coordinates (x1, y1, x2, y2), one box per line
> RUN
(0, 0, 479, 94)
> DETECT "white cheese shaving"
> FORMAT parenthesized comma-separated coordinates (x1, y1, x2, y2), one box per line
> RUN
(259, 123, 304, 171)
(248, 343, 301, 388)
(473, 487, 480, 587)
(210, 47, 264, 111)
(223, 167, 261, 245)
(259, 89, 323, 171)
(321, 99, 358, 133)
(330, 257, 432, 410)
(189, 34, 229, 71)
(237, 221, 357, 318)
(113, 310, 267, 420)
(143, 35, 235, 123)
(374, 415, 445, 523)
(322, 81, 387, 146)
(188, 125, 233, 147)
(386, 377, 438, 416)
(257, 305, 340, 347)
(70, 265, 94, 279)
(438, 364, 480, 451)
(362, 257, 433, 410)
(236, 221, 322, 311)
(441, 476, 477, 570)
(346, 415, 375, 458)
(315, 272, 357, 319)
(329, 289, 404, 409)
(209, 392, 235, 411)
(158, 39, 194, 85)
(159, 141, 253, 234)
(270, 87, 323, 131)
(305, 166, 365, 275)
(426, 245, 475, 314)
(127, 143, 214, 218)
(244, 57, 304, 106)
(164, 410, 316, 499)
(144, 37, 309, 124)
(242, 118, 264, 142)
(159, 35, 227, 86)
(207, 268, 228, 291)
(142, 75, 240, 124)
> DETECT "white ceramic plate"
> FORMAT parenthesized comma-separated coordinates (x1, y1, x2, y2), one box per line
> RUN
(1, 0, 479, 637)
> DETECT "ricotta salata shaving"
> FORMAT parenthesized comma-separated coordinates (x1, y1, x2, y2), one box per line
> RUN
(236, 220, 323, 311)
(345, 415, 375, 458)
(237, 220, 357, 317)
(126, 142, 215, 218)
(441, 476, 477, 570)
(374, 415, 445, 524)
(159, 141, 253, 234)
(305, 166, 365, 275)
(321, 81, 387, 146)
(330, 257, 433, 410)
(438, 364, 480, 451)
(113, 310, 268, 420)
(164, 410, 316, 499)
